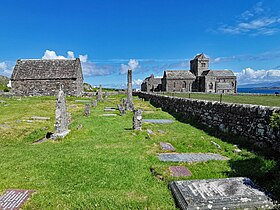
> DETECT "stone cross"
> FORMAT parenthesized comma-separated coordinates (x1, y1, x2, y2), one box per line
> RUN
(92, 100, 97, 107)
(52, 89, 70, 139)
(97, 84, 103, 101)
(133, 110, 142, 130)
(126, 69, 134, 111)
(84, 104, 90, 116)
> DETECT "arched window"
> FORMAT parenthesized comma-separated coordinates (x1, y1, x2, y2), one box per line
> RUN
(209, 82, 213, 89)
(183, 81, 187, 88)
(232, 82, 235, 87)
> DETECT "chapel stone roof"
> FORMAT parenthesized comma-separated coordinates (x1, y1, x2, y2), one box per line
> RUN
(11, 58, 82, 80)
(164, 70, 196, 79)
(202, 70, 235, 77)
(194, 53, 208, 59)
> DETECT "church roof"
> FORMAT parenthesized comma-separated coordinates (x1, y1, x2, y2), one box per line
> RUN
(11, 58, 82, 80)
(164, 70, 196, 79)
(194, 53, 207, 59)
(202, 70, 235, 77)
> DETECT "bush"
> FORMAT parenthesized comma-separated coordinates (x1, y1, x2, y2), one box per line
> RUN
(270, 111, 280, 129)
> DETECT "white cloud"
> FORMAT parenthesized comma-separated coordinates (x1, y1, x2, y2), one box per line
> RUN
(217, 2, 280, 36)
(237, 67, 280, 84)
(132, 79, 143, 86)
(119, 59, 140, 74)
(79, 54, 88, 63)
(0, 61, 13, 76)
(42, 50, 67, 59)
(67, 51, 75, 59)
(0, 62, 7, 70)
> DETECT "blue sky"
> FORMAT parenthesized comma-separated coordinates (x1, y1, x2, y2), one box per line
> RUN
(1, 0, 280, 88)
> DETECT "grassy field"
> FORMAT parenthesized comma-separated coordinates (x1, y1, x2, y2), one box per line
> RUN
(0, 95, 279, 209)
(164, 92, 280, 107)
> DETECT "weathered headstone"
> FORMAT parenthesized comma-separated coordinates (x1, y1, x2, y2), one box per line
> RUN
(160, 142, 176, 151)
(169, 166, 192, 177)
(143, 119, 175, 124)
(97, 84, 103, 101)
(159, 153, 228, 162)
(125, 69, 134, 111)
(170, 177, 275, 209)
(92, 100, 97, 107)
(118, 104, 126, 115)
(133, 110, 142, 130)
(51, 89, 70, 139)
(0, 189, 36, 210)
(84, 104, 90, 116)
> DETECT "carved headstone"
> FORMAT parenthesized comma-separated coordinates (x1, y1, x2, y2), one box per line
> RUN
(170, 177, 275, 209)
(126, 69, 134, 111)
(92, 100, 97, 107)
(84, 104, 90, 116)
(97, 84, 103, 101)
(118, 104, 126, 115)
(133, 110, 142, 130)
(51, 89, 70, 139)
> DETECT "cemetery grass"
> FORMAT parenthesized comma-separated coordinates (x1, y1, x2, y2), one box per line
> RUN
(165, 92, 280, 107)
(0, 95, 279, 209)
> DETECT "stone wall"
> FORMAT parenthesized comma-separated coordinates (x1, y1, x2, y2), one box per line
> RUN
(134, 92, 280, 152)
(12, 79, 81, 96)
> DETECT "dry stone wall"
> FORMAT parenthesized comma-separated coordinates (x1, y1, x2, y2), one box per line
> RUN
(134, 92, 280, 152)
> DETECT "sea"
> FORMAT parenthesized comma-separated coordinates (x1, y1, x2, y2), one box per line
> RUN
(238, 88, 280, 94)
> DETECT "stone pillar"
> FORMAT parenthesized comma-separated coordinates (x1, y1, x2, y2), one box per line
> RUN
(126, 69, 134, 111)
(133, 110, 142, 130)
(52, 89, 70, 139)
(97, 84, 103, 101)
(92, 100, 97, 107)
(84, 104, 90, 116)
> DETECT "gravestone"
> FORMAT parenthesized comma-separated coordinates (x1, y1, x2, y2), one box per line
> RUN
(97, 84, 103, 101)
(30, 116, 50, 121)
(51, 89, 70, 139)
(143, 119, 175, 124)
(169, 166, 192, 177)
(104, 108, 116, 112)
(170, 177, 275, 210)
(84, 104, 90, 116)
(92, 100, 97, 107)
(102, 114, 117, 117)
(125, 69, 134, 111)
(75, 100, 91, 103)
(133, 110, 142, 130)
(0, 189, 36, 210)
(118, 104, 126, 115)
(160, 142, 176, 151)
(159, 153, 228, 162)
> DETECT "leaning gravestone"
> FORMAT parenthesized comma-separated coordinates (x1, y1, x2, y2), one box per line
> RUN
(0, 189, 36, 210)
(133, 110, 142, 130)
(51, 89, 70, 139)
(170, 177, 275, 209)
(159, 153, 228, 162)
(84, 104, 90, 116)
(92, 100, 97, 107)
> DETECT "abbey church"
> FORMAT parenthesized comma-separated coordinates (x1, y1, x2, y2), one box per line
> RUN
(141, 54, 237, 93)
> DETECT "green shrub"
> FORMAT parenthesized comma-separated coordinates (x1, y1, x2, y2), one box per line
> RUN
(270, 111, 280, 129)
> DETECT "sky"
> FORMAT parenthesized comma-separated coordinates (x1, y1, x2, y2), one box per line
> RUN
(0, 0, 280, 88)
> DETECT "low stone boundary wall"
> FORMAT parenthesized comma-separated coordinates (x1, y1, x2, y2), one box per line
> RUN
(134, 92, 280, 152)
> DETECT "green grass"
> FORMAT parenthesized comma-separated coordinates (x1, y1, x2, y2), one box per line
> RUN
(0, 95, 279, 209)
(164, 92, 280, 107)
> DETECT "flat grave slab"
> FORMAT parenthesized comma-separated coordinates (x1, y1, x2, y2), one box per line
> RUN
(30, 116, 50, 121)
(0, 189, 35, 210)
(160, 142, 176, 151)
(169, 166, 192, 177)
(143, 119, 175, 124)
(102, 114, 117, 117)
(104, 108, 116, 112)
(74, 100, 91, 103)
(159, 153, 228, 163)
(170, 177, 275, 210)
(105, 107, 116, 109)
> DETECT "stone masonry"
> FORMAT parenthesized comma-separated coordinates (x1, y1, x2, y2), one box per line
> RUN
(126, 69, 134, 111)
(135, 92, 280, 152)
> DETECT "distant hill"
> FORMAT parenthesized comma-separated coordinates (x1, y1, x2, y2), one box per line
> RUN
(238, 81, 280, 89)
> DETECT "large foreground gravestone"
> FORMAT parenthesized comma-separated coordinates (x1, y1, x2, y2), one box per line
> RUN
(133, 110, 142, 130)
(0, 189, 35, 210)
(143, 119, 175, 124)
(170, 177, 275, 210)
(159, 153, 228, 163)
(51, 89, 70, 139)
